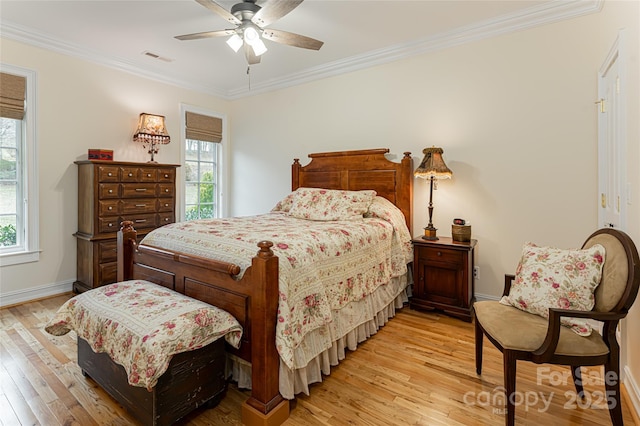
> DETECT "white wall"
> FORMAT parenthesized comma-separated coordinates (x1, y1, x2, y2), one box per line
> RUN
(0, 38, 230, 301)
(229, 0, 640, 412)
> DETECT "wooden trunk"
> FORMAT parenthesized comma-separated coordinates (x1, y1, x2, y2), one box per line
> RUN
(78, 337, 227, 426)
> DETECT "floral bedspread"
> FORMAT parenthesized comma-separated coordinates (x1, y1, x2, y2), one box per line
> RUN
(45, 280, 243, 390)
(140, 207, 413, 369)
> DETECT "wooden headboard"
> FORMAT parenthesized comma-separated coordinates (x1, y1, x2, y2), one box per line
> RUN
(291, 148, 413, 230)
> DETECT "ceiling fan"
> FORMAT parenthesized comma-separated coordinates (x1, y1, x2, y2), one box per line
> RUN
(175, 0, 324, 65)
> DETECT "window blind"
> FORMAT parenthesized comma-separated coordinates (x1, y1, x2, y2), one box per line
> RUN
(0, 72, 26, 120)
(185, 112, 222, 143)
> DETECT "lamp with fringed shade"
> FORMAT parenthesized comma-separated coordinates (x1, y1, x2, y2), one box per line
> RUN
(133, 113, 170, 163)
(414, 146, 452, 240)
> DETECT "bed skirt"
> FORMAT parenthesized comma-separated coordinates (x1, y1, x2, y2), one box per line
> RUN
(228, 269, 412, 399)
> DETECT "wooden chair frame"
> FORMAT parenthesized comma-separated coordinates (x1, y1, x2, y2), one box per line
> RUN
(474, 228, 640, 425)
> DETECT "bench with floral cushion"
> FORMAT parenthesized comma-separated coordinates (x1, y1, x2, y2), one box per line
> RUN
(46, 279, 243, 426)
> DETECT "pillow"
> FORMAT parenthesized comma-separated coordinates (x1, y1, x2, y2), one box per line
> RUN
(365, 196, 412, 244)
(499, 242, 605, 336)
(288, 187, 376, 221)
(271, 192, 296, 213)
(365, 196, 413, 264)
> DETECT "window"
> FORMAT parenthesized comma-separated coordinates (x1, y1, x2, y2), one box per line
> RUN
(181, 108, 223, 221)
(0, 66, 38, 266)
(185, 139, 218, 219)
(0, 118, 21, 247)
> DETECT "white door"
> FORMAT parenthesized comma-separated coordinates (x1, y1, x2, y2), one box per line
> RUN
(597, 31, 627, 230)
(597, 30, 628, 376)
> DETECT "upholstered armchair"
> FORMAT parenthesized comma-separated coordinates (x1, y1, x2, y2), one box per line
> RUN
(474, 228, 640, 426)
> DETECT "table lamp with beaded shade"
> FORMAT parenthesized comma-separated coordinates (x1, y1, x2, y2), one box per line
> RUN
(133, 113, 170, 163)
(414, 146, 452, 240)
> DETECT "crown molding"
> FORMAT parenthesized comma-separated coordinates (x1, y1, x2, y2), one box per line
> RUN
(1, 0, 603, 100)
(0, 20, 229, 99)
(227, 0, 603, 98)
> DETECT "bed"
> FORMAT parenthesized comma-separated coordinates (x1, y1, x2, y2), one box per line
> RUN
(115, 148, 414, 425)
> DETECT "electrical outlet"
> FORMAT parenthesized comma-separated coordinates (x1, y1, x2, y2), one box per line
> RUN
(473, 266, 479, 280)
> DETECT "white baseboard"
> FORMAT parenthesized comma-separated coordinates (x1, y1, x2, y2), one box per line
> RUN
(0, 280, 73, 307)
(475, 292, 501, 302)
(624, 366, 640, 419)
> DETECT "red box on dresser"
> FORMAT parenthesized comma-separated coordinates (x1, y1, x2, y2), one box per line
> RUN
(88, 149, 114, 161)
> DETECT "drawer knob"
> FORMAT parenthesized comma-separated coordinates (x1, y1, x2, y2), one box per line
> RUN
(128, 172, 133, 177)
(164, 174, 169, 178)
(108, 189, 113, 194)
(437, 251, 442, 256)
(108, 223, 113, 227)
(108, 206, 113, 210)
(165, 189, 169, 192)
(108, 172, 112, 176)
(164, 203, 169, 207)
(165, 218, 169, 222)
(135, 188, 147, 192)
(147, 173, 152, 177)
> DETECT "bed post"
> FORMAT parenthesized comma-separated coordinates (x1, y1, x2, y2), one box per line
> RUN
(241, 241, 289, 426)
(291, 158, 301, 190)
(117, 220, 137, 282)
(400, 152, 413, 231)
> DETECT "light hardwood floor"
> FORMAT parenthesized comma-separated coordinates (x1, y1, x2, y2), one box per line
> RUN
(1, 293, 637, 425)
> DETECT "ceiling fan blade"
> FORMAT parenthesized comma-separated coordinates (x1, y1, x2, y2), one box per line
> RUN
(244, 43, 261, 65)
(195, 0, 241, 25)
(252, 0, 303, 27)
(175, 29, 235, 41)
(262, 29, 323, 50)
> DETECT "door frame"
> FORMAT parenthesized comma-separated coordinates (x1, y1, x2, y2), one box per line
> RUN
(597, 30, 628, 230)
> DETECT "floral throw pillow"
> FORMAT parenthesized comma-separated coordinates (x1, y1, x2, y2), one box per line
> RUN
(271, 192, 296, 213)
(499, 242, 605, 336)
(288, 188, 377, 221)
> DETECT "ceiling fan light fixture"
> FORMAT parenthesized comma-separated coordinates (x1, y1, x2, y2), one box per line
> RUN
(226, 33, 243, 52)
(251, 38, 268, 56)
(175, 0, 324, 66)
(243, 26, 260, 45)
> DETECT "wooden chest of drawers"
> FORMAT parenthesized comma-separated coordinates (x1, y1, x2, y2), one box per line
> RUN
(73, 160, 179, 293)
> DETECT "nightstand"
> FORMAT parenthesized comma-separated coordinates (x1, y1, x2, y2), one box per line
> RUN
(410, 237, 477, 322)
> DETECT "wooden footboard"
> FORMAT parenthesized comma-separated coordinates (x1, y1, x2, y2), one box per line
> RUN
(117, 221, 288, 425)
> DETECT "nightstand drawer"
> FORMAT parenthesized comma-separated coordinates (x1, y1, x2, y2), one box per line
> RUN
(416, 246, 463, 266)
